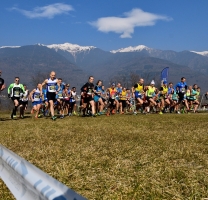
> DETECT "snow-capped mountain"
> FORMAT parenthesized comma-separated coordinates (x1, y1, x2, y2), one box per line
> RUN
(191, 51, 208, 57)
(42, 43, 96, 58)
(0, 46, 20, 49)
(110, 45, 159, 54)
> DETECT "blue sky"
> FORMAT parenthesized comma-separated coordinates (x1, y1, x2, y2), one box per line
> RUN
(1, 0, 208, 52)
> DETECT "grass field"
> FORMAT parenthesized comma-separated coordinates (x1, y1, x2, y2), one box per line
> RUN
(1, 111, 208, 200)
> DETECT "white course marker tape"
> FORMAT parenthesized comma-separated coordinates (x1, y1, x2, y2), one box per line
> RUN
(0, 145, 87, 200)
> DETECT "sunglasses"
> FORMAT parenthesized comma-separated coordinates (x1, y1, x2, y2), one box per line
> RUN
(15, 80, 19, 81)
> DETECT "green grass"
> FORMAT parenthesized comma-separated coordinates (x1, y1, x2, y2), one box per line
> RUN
(1, 112, 208, 199)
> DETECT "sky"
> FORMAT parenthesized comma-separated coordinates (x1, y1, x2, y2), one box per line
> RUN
(0, 0, 208, 52)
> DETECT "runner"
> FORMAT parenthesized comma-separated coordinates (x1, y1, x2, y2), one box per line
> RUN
(30, 84, 42, 118)
(116, 83, 122, 113)
(132, 78, 144, 114)
(42, 87, 49, 116)
(56, 78, 65, 119)
(19, 84, 29, 118)
(170, 87, 179, 113)
(119, 87, 127, 114)
(159, 80, 170, 114)
(80, 76, 96, 117)
(63, 84, 70, 116)
(145, 80, 157, 114)
(41, 71, 59, 120)
(106, 83, 117, 116)
(69, 87, 78, 116)
(189, 84, 199, 113)
(94, 80, 104, 115)
(175, 77, 189, 113)
(8, 77, 25, 119)
(0, 70, 6, 91)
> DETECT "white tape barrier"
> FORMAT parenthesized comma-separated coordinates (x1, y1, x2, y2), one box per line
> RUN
(0, 145, 87, 200)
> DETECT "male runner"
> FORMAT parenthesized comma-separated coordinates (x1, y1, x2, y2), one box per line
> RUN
(81, 76, 96, 117)
(8, 77, 25, 119)
(19, 84, 29, 118)
(0, 70, 6, 91)
(41, 71, 59, 120)
(175, 77, 189, 113)
(30, 83, 42, 118)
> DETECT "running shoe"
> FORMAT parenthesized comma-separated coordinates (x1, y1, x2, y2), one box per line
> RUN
(106, 112, 110, 116)
(159, 111, 163, 115)
(60, 115, 64, 119)
(52, 116, 57, 121)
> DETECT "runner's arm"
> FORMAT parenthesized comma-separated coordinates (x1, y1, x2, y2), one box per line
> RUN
(29, 89, 35, 101)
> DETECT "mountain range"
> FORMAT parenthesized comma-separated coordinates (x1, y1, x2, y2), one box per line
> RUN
(1, 43, 208, 92)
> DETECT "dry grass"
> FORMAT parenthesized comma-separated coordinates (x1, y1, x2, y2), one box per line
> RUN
(1, 112, 208, 199)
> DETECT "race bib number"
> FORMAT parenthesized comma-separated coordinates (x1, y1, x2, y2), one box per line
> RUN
(34, 94, 40, 99)
(181, 88, 185, 93)
(87, 89, 92, 95)
(14, 91, 20, 96)
(111, 95, 115, 99)
(49, 86, 56, 91)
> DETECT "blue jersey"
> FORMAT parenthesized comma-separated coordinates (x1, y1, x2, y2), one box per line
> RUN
(32, 88, 41, 102)
(56, 84, 65, 99)
(42, 89, 47, 101)
(95, 85, 102, 97)
(175, 82, 187, 93)
(168, 87, 173, 95)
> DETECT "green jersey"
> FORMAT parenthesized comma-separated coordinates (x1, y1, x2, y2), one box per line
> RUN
(8, 83, 25, 98)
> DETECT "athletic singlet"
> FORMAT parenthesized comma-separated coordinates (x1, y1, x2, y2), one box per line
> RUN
(135, 83, 144, 93)
(168, 87, 173, 95)
(120, 90, 127, 100)
(161, 86, 168, 97)
(63, 89, 70, 100)
(70, 91, 76, 103)
(95, 85, 102, 97)
(47, 78, 57, 93)
(21, 90, 29, 102)
(33, 88, 41, 102)
(190, 89, 197, 100)
(196, 91, 200, 99)
(147, 86, 155, 97)
(56, 84, 64, 99)
(186, 90, 191, 99)
(109, 88, 117, 99)
(172, 91, 178, 100)
(175, 82, 187, 93)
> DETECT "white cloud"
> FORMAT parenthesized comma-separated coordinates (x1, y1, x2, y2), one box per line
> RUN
(11, 3, 74, 19)
(89, 8, 172, 38)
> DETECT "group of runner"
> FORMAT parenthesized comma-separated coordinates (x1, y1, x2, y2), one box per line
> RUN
(5, 71, 201, 120)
